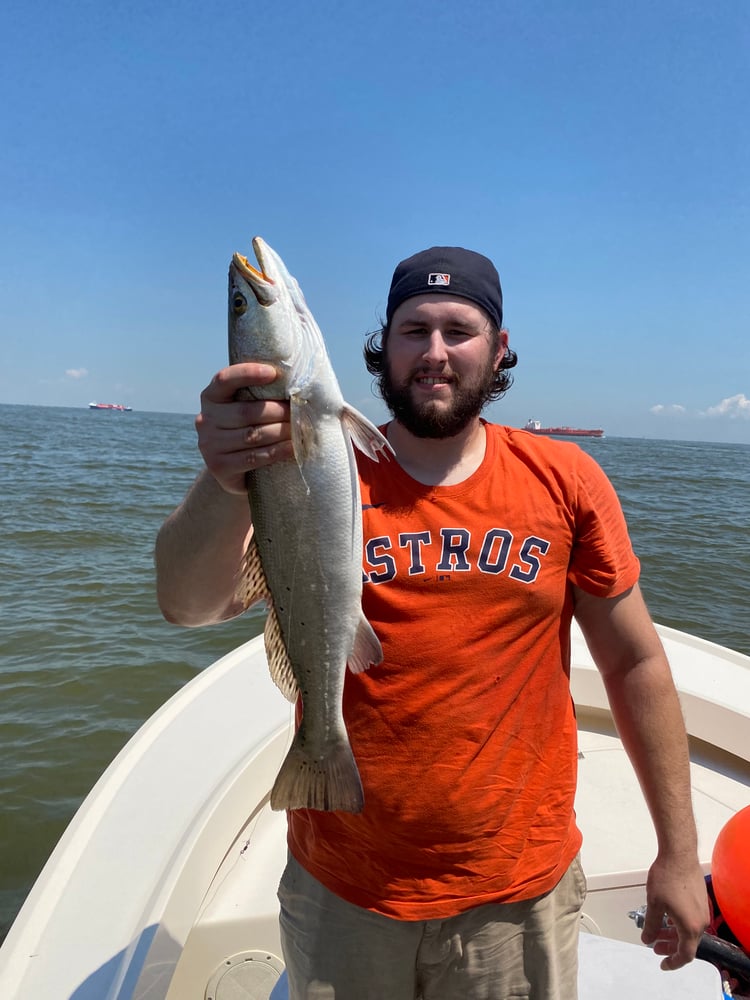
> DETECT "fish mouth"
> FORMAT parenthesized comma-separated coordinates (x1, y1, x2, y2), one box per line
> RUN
(232, 237, 276, 306)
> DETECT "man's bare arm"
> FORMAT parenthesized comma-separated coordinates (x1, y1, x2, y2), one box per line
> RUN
(154, 363, 292, 626)
(574, 583, 709, 970)
(155, 470, 253, 625)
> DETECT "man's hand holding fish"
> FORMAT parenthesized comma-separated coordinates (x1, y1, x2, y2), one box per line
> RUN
(197, 362, 293, 491)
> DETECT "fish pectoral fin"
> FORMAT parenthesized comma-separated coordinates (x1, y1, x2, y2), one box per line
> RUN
(348, 613, 383, 674)
(237, 533, 270, 609)
(341, 403, 394, 463)
(265, 606, 299, 702)
(289, 391, 318, 471)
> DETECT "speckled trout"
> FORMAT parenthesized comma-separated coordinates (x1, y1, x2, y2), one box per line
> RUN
(229, 237, 392, 812)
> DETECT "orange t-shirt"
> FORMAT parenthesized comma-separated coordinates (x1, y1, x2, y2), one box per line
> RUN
(288, 423, 640, 920)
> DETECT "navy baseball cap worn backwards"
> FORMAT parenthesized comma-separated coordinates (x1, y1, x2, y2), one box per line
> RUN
(386, 246, 503, 330)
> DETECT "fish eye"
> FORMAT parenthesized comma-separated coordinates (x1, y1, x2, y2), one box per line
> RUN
(232, 292, 247, 315)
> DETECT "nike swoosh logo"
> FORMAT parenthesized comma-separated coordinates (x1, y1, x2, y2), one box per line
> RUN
(362, 503, 387, 510)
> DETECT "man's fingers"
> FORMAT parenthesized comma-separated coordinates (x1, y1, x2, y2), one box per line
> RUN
(244, 439, 295, 469)
(236, 399, 290, 428)
(658, 934, 699, 971)
(202, 363, 279, 403)
(644, 917, 702, 971)
(197, 400, 290, 437)
(640, 907, 666, 947)
(243, 420, 290, 449)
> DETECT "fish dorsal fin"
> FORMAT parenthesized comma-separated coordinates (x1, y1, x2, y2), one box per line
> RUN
(286, 273, 325, 397)
(239, 535, 299, 702)
(348, 612, 383, 674)
(341, 403, 394, 463)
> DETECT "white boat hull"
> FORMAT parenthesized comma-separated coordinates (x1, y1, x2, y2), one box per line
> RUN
(1, 624, 748, 999)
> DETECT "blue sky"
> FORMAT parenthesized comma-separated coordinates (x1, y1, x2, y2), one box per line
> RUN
(1, 0, 748, 442)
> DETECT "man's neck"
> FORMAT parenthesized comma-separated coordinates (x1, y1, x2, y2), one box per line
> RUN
(386, 418, 488, 486)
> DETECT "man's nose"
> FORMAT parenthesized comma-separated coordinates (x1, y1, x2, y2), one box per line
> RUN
(422, 331, 449, 365)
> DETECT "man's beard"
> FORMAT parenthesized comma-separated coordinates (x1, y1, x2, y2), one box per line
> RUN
(381, 357, 497, 439)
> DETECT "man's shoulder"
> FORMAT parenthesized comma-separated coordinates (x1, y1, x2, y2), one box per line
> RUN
(484, 422, 612, 491)
(485, 421, 585, 460)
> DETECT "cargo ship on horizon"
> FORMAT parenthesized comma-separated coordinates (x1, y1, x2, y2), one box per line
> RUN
(523, 419, 604, 438)
(88, 402, 133, 412)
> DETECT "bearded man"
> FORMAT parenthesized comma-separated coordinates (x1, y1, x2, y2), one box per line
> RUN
(155, 246, 708, 1000)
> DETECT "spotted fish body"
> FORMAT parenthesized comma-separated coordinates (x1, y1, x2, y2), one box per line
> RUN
(229, 237, 392, 812)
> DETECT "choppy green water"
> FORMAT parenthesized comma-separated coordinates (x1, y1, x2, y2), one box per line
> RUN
(1, 403, 748, 940)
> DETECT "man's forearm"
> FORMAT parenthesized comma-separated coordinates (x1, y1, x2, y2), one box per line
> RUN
(575, 585, 709, 966)
(602, 655, 698, 857)
(155, 469, 252, 626)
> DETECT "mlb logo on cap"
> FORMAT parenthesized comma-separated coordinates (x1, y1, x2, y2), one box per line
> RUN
(428, 272, 451, 286)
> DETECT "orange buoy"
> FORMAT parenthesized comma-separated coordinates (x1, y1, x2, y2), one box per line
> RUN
(712, 804, 750, 951)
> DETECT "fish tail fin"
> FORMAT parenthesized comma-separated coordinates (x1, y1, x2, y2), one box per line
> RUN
(270, 730, 364, 813)
(348, 613, 383, 674)
(341, 403, 394, 463)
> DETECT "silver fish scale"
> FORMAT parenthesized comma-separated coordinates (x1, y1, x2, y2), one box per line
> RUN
(247, 430, 361, 709)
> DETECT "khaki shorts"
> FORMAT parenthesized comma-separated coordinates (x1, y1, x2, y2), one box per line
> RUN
(278, 852, 587, 1000)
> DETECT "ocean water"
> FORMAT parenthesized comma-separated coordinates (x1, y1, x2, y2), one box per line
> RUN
(1, 403, 749, 941)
